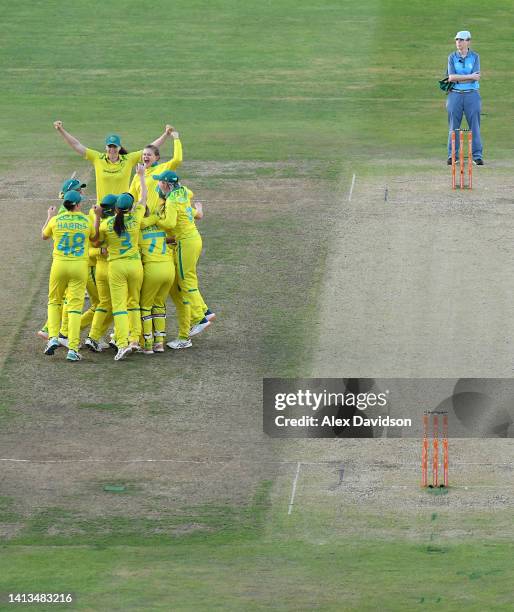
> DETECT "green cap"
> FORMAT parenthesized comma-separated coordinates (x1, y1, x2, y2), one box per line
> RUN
(100, 194, 118, 208)
(63, 190, 82, 204)
(61, 178, 86, 193)
(152, 170, 180, 183)
(116, 193, 134, 209)
(105, 134, 121, 147)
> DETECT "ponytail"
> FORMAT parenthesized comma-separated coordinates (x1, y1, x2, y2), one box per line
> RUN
(113, 208, 126, 236)
(119, 146, 128, 155)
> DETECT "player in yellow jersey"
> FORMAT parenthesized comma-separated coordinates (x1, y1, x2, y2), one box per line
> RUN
(139, 190, 180, 354)
(129, 128, 182, 214)
(37, 177, 89, 343)
(152, 171, 214, 349)
(60, 203, 102, 342)
(53, 121, 176, 203)
(84, 195, 117, 353)
(94, 166, 159, 361)
(42, 191, 96, 362)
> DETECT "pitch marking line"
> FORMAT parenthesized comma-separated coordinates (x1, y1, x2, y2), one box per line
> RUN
(0, 458, 512, 467)
(288, 461, 302, 515)
(0, 458, 228, 464)
(348, 173, 356, 202)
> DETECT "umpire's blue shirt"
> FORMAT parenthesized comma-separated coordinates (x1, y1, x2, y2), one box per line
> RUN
(448, 51, 480, 91)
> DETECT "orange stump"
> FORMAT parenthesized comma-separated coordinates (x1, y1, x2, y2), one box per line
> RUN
(422, 412, 429, 487)
(459, 131, 465, 189)
(451, 129, 472, 190)
(422, 411, 449, 488)
(443, 414, 449, 487)
(451, 131, 456, 189)
(432, 414, 439, 487)
(467, 131, 473, 189)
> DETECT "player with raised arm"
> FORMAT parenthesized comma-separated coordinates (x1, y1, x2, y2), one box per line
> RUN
(42, 191, 96, 362)
(151, 170, 214, 349)
(84, 195, 117, 353)
(129, 126, 183, 214)
(93, 165, 159, 360)
(53, 121, 175, 202)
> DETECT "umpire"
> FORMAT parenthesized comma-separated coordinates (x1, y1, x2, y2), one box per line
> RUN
(446, 30, 483, 166)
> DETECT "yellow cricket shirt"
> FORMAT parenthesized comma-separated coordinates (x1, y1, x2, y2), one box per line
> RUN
(167, 187, 199, 240)
(85, 148, 142, 203)
(139, 198, 178, 263)
(139, 225, 172, 264)
(43, 211, 94, 261)
(128, 139, 183, 214)
(98, 205, 158, 261)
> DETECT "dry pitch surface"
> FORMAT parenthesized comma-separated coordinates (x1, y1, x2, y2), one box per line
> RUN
(0, 160, 513, 544)
(0, 161, 334, 539)
(274, 160, 513, 543)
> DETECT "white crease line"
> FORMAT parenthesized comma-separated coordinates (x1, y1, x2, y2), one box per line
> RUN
(348, 173, 356, 201)
(0, 458, 228, 464)
(0, 458, 512, 467)
(288, 462, 302, 515)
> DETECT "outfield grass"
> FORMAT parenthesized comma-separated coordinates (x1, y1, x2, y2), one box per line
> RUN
(1, 539, 512, 611)
(2, 0, 514, 609)
(3, 1, 514, 164)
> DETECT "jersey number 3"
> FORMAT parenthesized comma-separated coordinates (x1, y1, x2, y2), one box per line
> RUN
(120, 232, 133, 255)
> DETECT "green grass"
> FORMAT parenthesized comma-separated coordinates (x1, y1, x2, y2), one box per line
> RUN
(2, 0, 514, 609)
(3, 0, 514, 163)
(7, 480, 272, 547)
(0, 539, 512, 611)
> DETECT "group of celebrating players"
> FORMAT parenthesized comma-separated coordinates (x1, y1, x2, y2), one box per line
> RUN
(39, 121, 214, 361)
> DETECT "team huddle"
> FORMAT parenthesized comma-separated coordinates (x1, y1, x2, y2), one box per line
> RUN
(39, 121, 214, 362)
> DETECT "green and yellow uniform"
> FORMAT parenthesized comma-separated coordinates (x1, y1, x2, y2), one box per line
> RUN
(139, 199, 178, 349)
(98, 206, 157, 348)
(85, 148, 143, 203)
(129, 139, 182, 214)
(87, 245, 113, 343)
(43, 211, 95, 351)
(171, 187, 209, 327)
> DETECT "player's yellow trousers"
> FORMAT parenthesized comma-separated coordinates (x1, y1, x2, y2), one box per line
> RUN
(140, 261, 175, 348)
(60, 265, 99, 336)
(176, 234, 208, 325)
(47, 259, 88, 351)
(108, 258, 144, 348)
(89, 258, 113, 341)
(81, 265, 100, 329)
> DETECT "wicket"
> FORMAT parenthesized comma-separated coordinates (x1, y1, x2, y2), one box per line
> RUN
(451, 129, 472, 190)
(422, 411, 448, 488)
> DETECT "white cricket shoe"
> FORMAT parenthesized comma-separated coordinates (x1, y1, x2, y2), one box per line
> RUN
(189, 318, 211, 337)
(85, 337, 102, 352)
(114, 346, 132, 361)
(44, 337, 60, 355)
(167, 338, 192, 350)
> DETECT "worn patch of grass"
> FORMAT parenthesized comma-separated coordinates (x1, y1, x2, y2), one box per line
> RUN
(5, 481, 272, 547)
